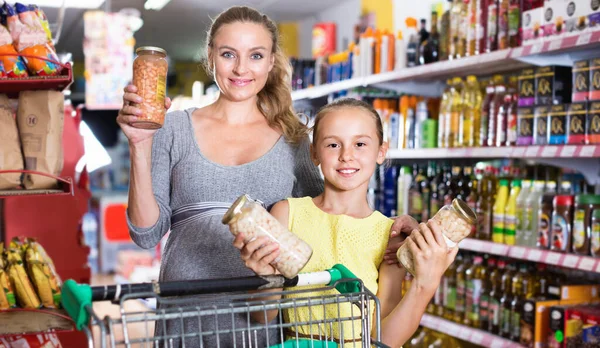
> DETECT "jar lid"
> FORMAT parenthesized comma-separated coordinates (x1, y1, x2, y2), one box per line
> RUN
(136, 46, 167, 55)
(221, 194, 249, 225)
(553, 195, 574, 207)
(576, 194, 600, 205)
(452, 198, 477, 225)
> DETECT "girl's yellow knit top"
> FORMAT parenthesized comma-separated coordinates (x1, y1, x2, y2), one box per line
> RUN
(283, 197, 393, 342)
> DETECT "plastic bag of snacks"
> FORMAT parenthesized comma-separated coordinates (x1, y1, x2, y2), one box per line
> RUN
(25, 242, 61, 308)
(0, 21, 27, 77)
(4, 3, 59, 76)
(29, 4, 54, 51)
(6, 247, 41, 309)
(397, 198, 477, 276)
(222, 194, 313, 278)
(0, 244, 17, 310)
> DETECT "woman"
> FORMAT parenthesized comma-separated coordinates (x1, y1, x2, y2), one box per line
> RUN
(117, 6, 416, 347)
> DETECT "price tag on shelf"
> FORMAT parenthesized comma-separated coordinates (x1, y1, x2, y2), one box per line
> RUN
(512, 147, 526, 157)
(579, 257, 596, 271)
(561, 145, 577, 157)
(509, 246, 526, 259)
(530, 42, 544, 54)
(511, 46, 524, 57)
(562, 255, 579, 269)
(490, 338, 504, 348)
(548, 38, 563, 51)
(471, 332, 484, 345)
(526, 146, 541, 157)
(541, 146, 558, 157)
(546, 252, 561, 265)
(491, 244, 508, 255)
(595, 262, 600, 273)
(447, 322, 460, 336)
(528, 249, 543, 262)
(580, 146, 596, 157)
(577, 32, 592, 46)
(458, 328, 471, 341)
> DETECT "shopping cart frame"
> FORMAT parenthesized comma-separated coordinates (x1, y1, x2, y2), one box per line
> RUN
(63, 264, 391, 348)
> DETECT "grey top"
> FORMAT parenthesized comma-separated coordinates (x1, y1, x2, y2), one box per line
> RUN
(127, 108, 323, 347)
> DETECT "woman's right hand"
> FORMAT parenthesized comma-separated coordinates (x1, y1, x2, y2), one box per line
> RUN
(232, 233, 281, 276)
(116, 84, 172, 146)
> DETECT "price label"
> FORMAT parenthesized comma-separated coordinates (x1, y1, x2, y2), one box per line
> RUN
(471, 332, 484, 345)
(509, 247, 526, 259)
(579, 257, 596, 271)
(511, 46, 524, 57)
(580, 146, 596, 157)
(595, 262, 600, 273)
(526, 146, 540, 157)
(546, 252, 561, 265)
(560, 145, 576, 157)
(528, 249, 543, 262)
(548, 39, 562, 51)
(491, 244, 508, 255)
(490, 338, 504, 348)
(530, 42, 544, 54)
(512, 147, 526, 157)
(459, 328, 471, 340)
(541, 146, 558, 157)
(577, 32, 592, 46)
(562, 255, 579, 268)
(447, 323, 460, 336)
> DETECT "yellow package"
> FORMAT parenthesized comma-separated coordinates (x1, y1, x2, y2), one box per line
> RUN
(7, 248, 40, 309)
(25, 246, 61, 308)
(0, 246, 16, 309)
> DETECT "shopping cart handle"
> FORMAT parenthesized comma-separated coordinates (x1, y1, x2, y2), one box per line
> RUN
(61, 279, 92, 331)
(329, 264, 361, 294)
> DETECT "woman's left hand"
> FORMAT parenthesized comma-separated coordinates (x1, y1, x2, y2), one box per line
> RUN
(383, 215, 419, 265)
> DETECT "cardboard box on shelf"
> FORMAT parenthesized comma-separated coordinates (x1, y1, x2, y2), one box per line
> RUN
(572, 60, 590, 102)
(591, 58, 600, 101)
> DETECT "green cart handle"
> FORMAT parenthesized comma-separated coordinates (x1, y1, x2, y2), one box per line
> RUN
(62, 264, 360, 331)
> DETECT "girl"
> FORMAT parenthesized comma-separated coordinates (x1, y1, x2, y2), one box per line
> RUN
(234, 98, 458, 347)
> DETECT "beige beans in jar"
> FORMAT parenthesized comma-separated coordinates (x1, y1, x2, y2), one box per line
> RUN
(224, 195, 313, 278)
(397, 198, 477, 276)
(131, 47, 168, 129)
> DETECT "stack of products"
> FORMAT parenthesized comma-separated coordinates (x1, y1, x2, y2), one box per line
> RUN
(0, 237, 62, 310)
(425, 251, 600, 346)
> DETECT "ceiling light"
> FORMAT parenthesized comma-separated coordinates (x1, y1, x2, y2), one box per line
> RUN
(144, 0, 171, 11)
(29, 0, 105, 9)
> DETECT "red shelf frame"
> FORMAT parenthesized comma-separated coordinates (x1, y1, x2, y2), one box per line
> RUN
(0, 62, 72, 98)
(0, 308, 75, 336)
(0, 170, 73, 198)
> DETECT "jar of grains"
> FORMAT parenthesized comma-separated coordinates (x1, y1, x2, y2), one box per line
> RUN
(397, 198, 477, 276)
(222, 194, 313, 278)
(131, 46, 168, 129)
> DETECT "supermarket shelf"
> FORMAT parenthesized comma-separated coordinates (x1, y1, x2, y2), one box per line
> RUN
(0, 308, 75, 335)
(386, 145, 600, 159)
(420, 314, 523, 348)
(0, 170, 74, 198)
(292, 28, 600, 101)
(0, 63, 73, 98)
(459, 238, 600, 273)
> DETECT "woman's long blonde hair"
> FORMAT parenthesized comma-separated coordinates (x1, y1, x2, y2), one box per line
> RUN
(204, 6, 307, 144)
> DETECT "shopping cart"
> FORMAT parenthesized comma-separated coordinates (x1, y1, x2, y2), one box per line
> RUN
(61, 264, 390, 348)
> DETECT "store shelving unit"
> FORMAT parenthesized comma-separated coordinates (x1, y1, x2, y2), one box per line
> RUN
(387, 144, 600, 159)
(292, 27, 600, 101)
(0, 308, 75, 336)
(0, 63, 73, 99)
(0, 170, 74, 198)
(420, 314, 524, 348)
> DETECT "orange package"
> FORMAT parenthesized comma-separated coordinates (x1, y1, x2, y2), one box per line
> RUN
(0, 24, 27, 78)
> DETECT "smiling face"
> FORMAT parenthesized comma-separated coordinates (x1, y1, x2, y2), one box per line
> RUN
(311, 106, 387, 192)
(209, 21, 275, 102)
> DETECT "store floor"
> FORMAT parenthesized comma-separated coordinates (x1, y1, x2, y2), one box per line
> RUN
(91, 274, 155, 346)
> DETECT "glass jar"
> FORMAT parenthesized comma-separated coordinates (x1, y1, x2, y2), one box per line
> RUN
(397, 198, 477, 276)
(131, 46, 168, 129)
(573, 194, 600, 256)
(222, 194, 313, 278)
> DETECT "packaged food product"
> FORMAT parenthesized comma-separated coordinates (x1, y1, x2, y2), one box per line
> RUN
(550, 195, 574, 253)
(397, 198, 477, 276)
(589, 102, 600, 144)
(25, 244, 61, 308)
(572, 194, 600, 256)
(517, 107, 535, 145)
(572, 60, 590, 102)
(0, 94, 23, 190)
(567, 102, 588, 145)
(535, 66, 572, 106)
(591, 58, 600, 101)
(0, 23, 27, 78)
(222, 194, 313, 278)
(548, 104, 568, 145)
(533, 105, 550, 145)
(0, 245, 17, 309)
(518, 68, 535, 107)
(131, 46, 169, 129)
(6, 248, 40, 309)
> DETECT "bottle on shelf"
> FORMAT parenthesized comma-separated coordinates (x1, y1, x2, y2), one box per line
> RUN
(430, 163, 444, 217)
(455, 166, 468, 202)
(500, 262, 516, 339)
(438, 80, 452, 148)
(396, 166, 412, 216)
(408, 164, 424, 222)
(395, 30, 407, 70)
(420, 162, 433, 222)
(453, 252, 469, 323)
(493, 179, 510, 243)
(480, 256, 496, 331)
(460, 75, 483, 147)
(505, 76, 519, 146)
(504, 179, 522, 245)
(421, 11, 440, 65)
(418, 18, 430, 48)
(486, 0, 499, 52)
(498, 0, 510, 49)
(449, 77, 464, 148)
(450, 0, 467, 59)
(406, 17, 420, 67)
(537, 181, 556, 250)
(488, 75, 507, 147)
(488, 258, 506, 334)
(509, 263, 526, 342)
(439, 0, 453, 61)
(465, 255, 485, 328)
(477, 166, 497, 240)
(508, 0, 521, 48)
(515, 180, 532, 246)
(522, 180, 545, 248)
(443, 252, 459, 321)
(480, 78, 496, 147)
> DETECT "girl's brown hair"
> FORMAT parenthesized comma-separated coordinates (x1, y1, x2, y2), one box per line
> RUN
(312, 98, 384, 146)
(204, 6, 307, 144)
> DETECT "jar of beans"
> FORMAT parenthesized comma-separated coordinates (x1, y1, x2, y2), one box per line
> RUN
(222, 194, 313, 278)
(131, 46, 168, 129)
(397, 198, 477, 276)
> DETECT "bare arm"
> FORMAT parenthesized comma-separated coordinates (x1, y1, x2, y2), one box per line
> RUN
(233, 200, 291, 324)
(128, 142, 160, 228)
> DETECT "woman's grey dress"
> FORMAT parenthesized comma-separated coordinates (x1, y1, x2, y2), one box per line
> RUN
(127, 108, 323, 347)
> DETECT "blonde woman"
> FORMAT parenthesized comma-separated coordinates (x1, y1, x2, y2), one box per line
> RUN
(117, 6, 416, 347)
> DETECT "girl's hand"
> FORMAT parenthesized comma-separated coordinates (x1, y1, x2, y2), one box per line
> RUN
(405, 220, 458, 294)
(116, 84, 172, 146)
(232, 233, 281, 276)
(384, 215, 419, 265)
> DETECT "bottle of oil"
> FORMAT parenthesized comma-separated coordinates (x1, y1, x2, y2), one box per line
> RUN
(488, 258, 505, 334)
(510, 263, 526, 341)
(408, 165, 425, 222)
(480, 79, 496, 146)
(477, 166, 497, 240)
(465, 255, 485, 328)
(438, 80, 452, 148)
(460, 75, 483, 147)
(443, 252, 460, 321)
(535, 263, 550, 296)
(449, 77, 464, 147)
(504, 179, 522, 245)
(480, 256, 496, 331)
(493, 179, 510, 243)
(430, 164, 444, 219)
(500, 263, 516, 338)
(454, 252, 470, 323)
(488, 75, 507, 147)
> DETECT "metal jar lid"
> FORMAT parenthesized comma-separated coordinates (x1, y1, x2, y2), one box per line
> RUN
(222, 194, 249, 225)
(452, 198, 477, 225)
(136, 46, 167, 56)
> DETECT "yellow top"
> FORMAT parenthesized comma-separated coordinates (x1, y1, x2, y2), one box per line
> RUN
(283, 197, 393, 342)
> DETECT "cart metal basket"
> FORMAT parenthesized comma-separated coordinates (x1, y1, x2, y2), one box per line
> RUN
(62, 264, 390, 348)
